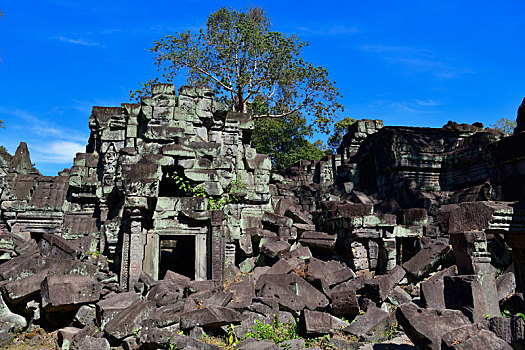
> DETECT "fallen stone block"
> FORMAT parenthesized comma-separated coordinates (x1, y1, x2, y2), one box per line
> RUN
(488, 315, 525, 348)
(146, 280, 185, 307)
(226, 275, 254, 309)
(365, 265, 406, 302)
(396, 302, 471, 350)
(143, 301, 186, 328)
(237, 338, 279, 350)
(96, 291, 142, 330)
(497, 272, 516, 302)
(1, 268, 50, 304)
(403, 237, 451, 278)
(307, 258, 355, 288)
(275, 198, 313, 225)
(444, 274, 500, 323)
(265, 259, 294, 275)
(104, 299, 156, 340)
(57, 327, 82, 350)
(75, 336, 110, 350)
(139, 328, 220, 350)
(0, 251, 46, 282)
(180, 306, 241, 330)
(73, 304, 96, 327)
(420, 265, 456, 310)
(441, 323, 512, 349)
(387, 286, 412, 306)
(303, 309, 348, 336)
(38, 233, 78, 260)
(298, 231, 337, 251)
(41, 275, 102, 312)
(330, 288, 359, 316)
(260, 240, 291, 259)
(256, 273, 329, 312)
(202, 291, 233, 308)
(342, 306, 389, 340)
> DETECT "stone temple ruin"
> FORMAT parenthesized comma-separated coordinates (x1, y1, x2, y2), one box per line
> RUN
(1, 86, 525, 348)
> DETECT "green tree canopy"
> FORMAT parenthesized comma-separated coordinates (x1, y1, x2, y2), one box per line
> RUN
(327, 117, 356, 152)
(490, 117, 516, 136)
(133, 6, 343, 134)
(252, 114, 328, 173)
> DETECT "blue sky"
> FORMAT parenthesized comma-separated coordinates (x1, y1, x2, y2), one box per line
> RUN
(1, 0, 524, 175)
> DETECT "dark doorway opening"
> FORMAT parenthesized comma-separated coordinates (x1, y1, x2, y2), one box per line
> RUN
(159, 235, 195, 280)
(396, 237, 418, 265)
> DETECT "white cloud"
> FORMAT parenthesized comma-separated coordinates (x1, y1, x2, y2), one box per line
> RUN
(54, 36, 100, 47)
(31, 141, 85, 163)
(359, 44, 469, 79)
(296, 25, 359, 36)
(415, 99, 440, 106)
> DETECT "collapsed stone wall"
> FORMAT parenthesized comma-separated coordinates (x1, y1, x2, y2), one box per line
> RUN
(2, 87, 525, 348)
(0, 85, 520, 284)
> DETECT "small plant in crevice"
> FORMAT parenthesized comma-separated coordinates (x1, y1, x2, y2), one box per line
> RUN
(170, 172, 244, 211)
(243, 315, 301, 344)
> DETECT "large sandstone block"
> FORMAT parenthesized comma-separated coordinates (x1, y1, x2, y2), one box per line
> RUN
(396, 302, 471, 350)
(180, 306, 241, 330)
(96, 291, 142, 330)
(302, 309, 348, 336)
(104, 299, 157, 340)
(41, 275, 102, 312)
(403, 237, 451, 278)
(256, 273, 329, 312)
(441, 323, 512, 350)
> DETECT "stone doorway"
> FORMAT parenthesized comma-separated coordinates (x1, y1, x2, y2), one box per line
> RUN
(159, 235, 196, 280)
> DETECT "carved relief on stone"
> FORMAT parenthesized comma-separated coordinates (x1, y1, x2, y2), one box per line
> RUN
(104, 143, 118, 174)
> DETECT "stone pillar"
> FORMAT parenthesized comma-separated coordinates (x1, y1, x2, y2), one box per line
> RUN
(210, 211, 226, 283)
(445, 231, 500, 322)
(119, 209, 145, 291)
(128, 216, 145, 289)
(195, 229, 208, 280)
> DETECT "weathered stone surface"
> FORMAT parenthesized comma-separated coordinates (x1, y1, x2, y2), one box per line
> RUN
(256, 273, 329, 312)
(139, 328, 220, 350)
(396, 302, 471, 350)
(104, 299, 156, 339)
(76, 336, 111, 350)
(146, 280, 185, 307)
(41, 275, 102, 311)
(96, 291, 142, 330)
(303, 309, 348, 336)
(226, 275, 254, 308)
(444, 274, 500, 323)
(497, 272, 516, 302)
(73, 304, 96, 327)
(180, 306, 241, 330)
(387, 286, 412, 306)
(260, 240, 291, 259)
(330, 288, 359, 316)
(420, 265, 456, 310)
(365, 265, 405, 302)
(342, 306, 389, 339)
(441, 323, 512, 350)
(298, 231, 337, 251)
(487, 315, 525, 346)
(403, 237, 451, 278)
(237, 339, 279, 350)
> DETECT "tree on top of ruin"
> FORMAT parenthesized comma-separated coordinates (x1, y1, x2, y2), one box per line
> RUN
(132, 6, 343, 134)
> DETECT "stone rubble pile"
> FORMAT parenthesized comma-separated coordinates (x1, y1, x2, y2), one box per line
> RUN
(1, 86, 525, 349)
